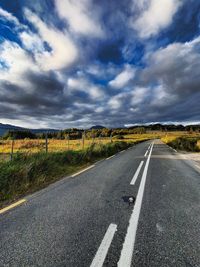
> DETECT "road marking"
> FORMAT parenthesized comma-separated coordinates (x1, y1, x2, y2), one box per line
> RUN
(144, 150, 148, 157)
(106, 155, 115, 160)
(146, 143, 153, 154)
(118, 143, 154, 267)
(195, 164, 200, 170)
(167, 144, 177, 153)
(96, 159, 105, 164)
(71, 165, 95, 177)
(0, 199, 26, 215)
(120, 150, 125, 153)
(90, 223, 117, 267)
(130, 161, 144, 185)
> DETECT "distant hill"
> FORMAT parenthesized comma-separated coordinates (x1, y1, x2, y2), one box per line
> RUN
(0, 123, 59, 136)
(90, 125, 105, 130)
(0, 123, 24, 136)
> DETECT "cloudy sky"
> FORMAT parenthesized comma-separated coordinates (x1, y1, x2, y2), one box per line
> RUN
(0, 0, 200, 129)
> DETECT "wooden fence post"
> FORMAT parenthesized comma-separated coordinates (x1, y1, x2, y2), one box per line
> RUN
(10, 138, 14, 161)
(110, 133, 113, 143)
(67, 134, 70, 150)
(45, 133, 48, 153)
(82, 131, 85, 150)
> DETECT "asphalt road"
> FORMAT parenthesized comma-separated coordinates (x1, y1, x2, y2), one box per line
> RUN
(0, 140, 200, 267)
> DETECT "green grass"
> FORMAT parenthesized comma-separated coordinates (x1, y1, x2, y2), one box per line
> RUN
(0, 141, 139, 208)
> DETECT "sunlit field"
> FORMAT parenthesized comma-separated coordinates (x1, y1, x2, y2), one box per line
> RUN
(0, 135, 147, 155)
(1, 131, 200, 161)
(161, 132, 200, 143)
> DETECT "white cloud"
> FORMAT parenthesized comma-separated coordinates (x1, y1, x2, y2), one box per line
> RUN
(108, 92, 128, 110)
(95, 106, 104, 113)
(108, 97, 122, 109)
(55, 0, 104, 37)
(137, 35, 200, 116)
(143, 36, 200, 97)
(132, 0, 181, 38)
(0, 40, 38, 87)
(67, 77, 104, 100)
(89, 85, 104, 99)
(67, 77, 83, 89)
(0, 7, 22, 28)
(109, 64, 135, 89)
(86, 63, 118, 79)
(150, 85, 177, 107)
(24, 8, 78, 71)
(19, 31, 45, 54)
(131, 87, 148, 105)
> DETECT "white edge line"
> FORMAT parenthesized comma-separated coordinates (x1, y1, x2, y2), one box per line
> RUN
(106, 155, 115, 160)
(71, 165, 95, 177)
(118, 143, 154, 267)
(195, 164, 200, 170)
(90, 223, 117, 267)
(130, 161, 144, 185)
(167, 144, 177, 153)
(96, 159, 105, 164)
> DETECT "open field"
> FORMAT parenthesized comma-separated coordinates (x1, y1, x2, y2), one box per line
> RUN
(0, 133, 155, 156)
(1, 131, 200, 159)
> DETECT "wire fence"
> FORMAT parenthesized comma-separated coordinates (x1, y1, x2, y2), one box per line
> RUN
(0, 134, 114, 162)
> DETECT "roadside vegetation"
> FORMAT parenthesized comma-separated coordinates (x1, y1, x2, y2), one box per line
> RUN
(162, 136, 200, 152)
(0, 141, 144, 208)
(1, 124, 200, 208)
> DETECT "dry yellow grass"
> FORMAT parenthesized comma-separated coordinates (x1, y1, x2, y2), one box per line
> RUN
(1, 131, 199, 156)
(161, 132, 200, 144)
(0, 134, 150, 155)
(0, 138, 119, 154)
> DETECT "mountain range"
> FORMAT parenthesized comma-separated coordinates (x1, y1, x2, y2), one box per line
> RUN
(0, 123, 59, 136)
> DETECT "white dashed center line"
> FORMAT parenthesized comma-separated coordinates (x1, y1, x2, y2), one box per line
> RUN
(118, 143, 154, 267)
(90, 223, 117, 267)
(130, 161, 144, 185)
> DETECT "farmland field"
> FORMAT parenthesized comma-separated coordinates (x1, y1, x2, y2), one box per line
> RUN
(0, 131, 200, 161)
(0, 133, 155, 155)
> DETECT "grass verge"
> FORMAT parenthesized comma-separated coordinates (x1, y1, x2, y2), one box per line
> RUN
(0, 141, 142, 208)
(162, 136, 200, 152)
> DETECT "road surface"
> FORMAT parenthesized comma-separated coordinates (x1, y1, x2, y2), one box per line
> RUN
(0, 140, 200, 267)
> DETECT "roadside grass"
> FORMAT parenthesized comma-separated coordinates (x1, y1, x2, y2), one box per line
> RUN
(0, 141, 143, 208)
(161, 134, 200, 152)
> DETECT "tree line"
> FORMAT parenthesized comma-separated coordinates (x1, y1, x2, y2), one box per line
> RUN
(1, 124, 200, 140)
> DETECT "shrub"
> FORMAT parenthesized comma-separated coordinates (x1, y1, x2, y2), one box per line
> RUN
(167, 137, 200, 152)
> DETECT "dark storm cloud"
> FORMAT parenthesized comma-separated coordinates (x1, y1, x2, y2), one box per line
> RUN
(0, 0, 200, 128)
(0, 71, 67, 117)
